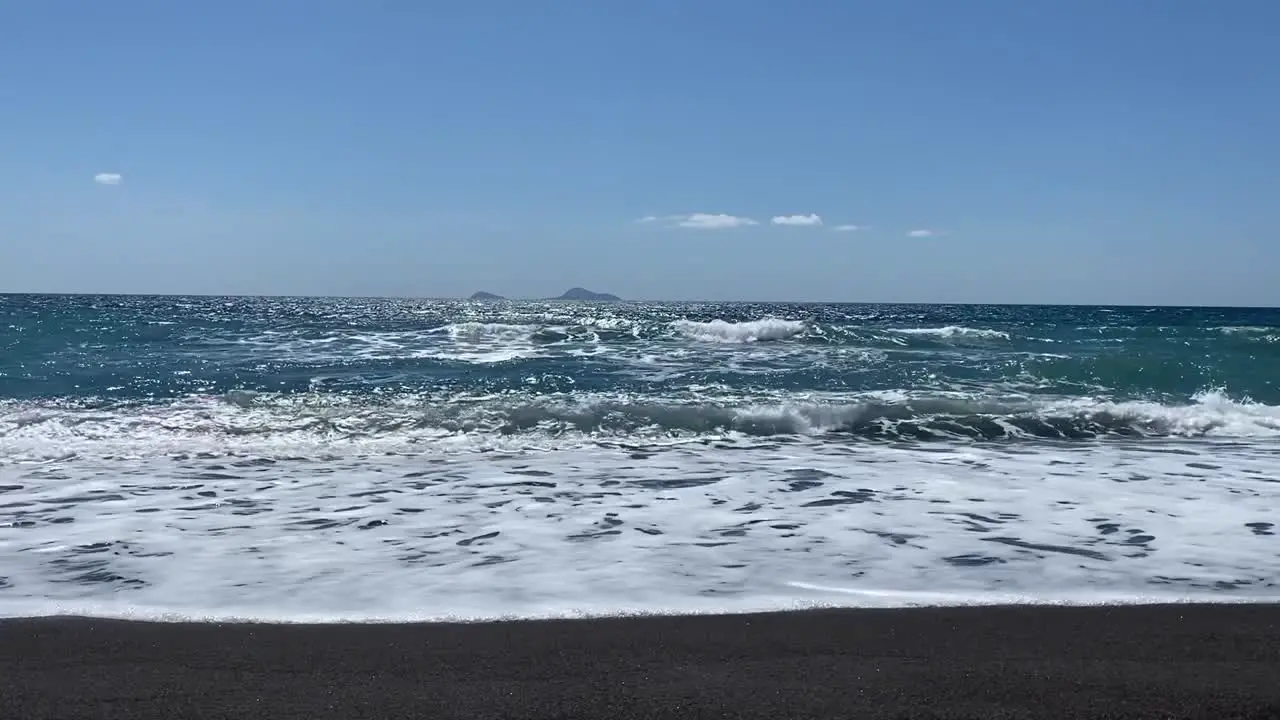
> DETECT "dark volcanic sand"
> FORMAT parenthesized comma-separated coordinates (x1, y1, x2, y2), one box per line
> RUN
(3, 604, 1279, 719)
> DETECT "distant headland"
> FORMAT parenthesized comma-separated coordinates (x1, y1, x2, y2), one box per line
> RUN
(467, 288, 622, 302)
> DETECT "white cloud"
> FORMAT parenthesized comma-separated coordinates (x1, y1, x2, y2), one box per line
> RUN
(670, 213, 759, 230)
(833, 224, 865, 232)
(635, 215, 660, 223)
(907, 229, 937, 238)
(770, 213, 823, 227)
(94, 173, 123, 186)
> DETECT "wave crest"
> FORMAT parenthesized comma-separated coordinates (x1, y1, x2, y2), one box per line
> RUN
(433, 322, 536, 341)
(2, 390, 1277, 462)
(672, 318, 806, 343)
(887, 326, 1010, 340)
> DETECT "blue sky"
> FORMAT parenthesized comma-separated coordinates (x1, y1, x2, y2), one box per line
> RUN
(2, 1, 1278, 304)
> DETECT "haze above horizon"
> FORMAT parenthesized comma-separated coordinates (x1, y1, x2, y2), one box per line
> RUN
(3, 1, 1278, 306)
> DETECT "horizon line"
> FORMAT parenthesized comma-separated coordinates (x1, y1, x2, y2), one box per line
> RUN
(0, 291, 1276, 311)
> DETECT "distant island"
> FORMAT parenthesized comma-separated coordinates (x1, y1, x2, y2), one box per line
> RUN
(466, 288, 622, 301)
(552, 287, 622, 302)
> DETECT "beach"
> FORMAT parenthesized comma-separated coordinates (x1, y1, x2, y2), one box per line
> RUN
(4, 603, 1279, 719)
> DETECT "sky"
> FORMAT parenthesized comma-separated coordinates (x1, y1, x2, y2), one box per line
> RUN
(2, 1, 1278, 305)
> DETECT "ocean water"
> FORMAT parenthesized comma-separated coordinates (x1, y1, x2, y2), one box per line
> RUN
(1, 294, 1278, 621)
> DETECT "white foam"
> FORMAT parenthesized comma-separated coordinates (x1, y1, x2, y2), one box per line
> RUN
(1045, 389, 1280, 438)
(887, 326, 1010, 340)
(672, 318, 807, 343)
(1213, 326, 1274, 335)
(2, 437, 1277, 622)
(5, 389, 1280, 464)
(433, 322, 535, 341)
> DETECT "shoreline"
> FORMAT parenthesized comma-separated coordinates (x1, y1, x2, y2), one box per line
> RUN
(5, 594, 1280, 626)
(4, 603, 1278, 719)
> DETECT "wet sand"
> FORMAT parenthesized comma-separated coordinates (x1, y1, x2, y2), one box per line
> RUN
(3, 604, 1279, 719)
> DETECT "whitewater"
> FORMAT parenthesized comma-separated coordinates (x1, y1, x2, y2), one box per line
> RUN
(1, 295, 1278, 621)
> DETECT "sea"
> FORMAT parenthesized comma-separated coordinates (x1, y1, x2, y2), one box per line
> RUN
(1, 294, 1278, 622)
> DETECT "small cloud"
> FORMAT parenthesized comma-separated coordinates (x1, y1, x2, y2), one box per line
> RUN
(94, 173, 123, 186)
(907, 229, 937, 238)
(770, 213, 823, 227)
(833, 224, 865, 232)
(673, 213, 759, 230)
(635, 212, 760, 229)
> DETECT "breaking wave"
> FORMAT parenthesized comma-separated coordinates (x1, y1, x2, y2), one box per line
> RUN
(2, 390, 1276, 462)
(671, 318, 807, 343)
(368, 318, 1014, 349)
(887, 326, 1010, 340)
(432, 322, 536, 341)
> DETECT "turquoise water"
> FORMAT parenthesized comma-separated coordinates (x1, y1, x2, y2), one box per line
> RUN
(1, 295, 1277, 620)
(3, 295, 1279, 441)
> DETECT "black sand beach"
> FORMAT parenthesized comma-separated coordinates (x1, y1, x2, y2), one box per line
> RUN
(3, 604, 1279, 719)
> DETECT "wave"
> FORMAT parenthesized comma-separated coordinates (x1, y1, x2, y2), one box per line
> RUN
(411, 317, 813, 345)
(1213, 326, 1275, 334)
(431, 322, 536, 341)
(671, 318, 807, 343)
(670, 319, 1010, 345)
(436, 318, 1011, 345)
(886, 326, 1010, 340)
(1212, 326, 1279, 344)
(2, 390, 1277, 461)
(193, 320, 1280, 366)
(173, 317, 1033, 364)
